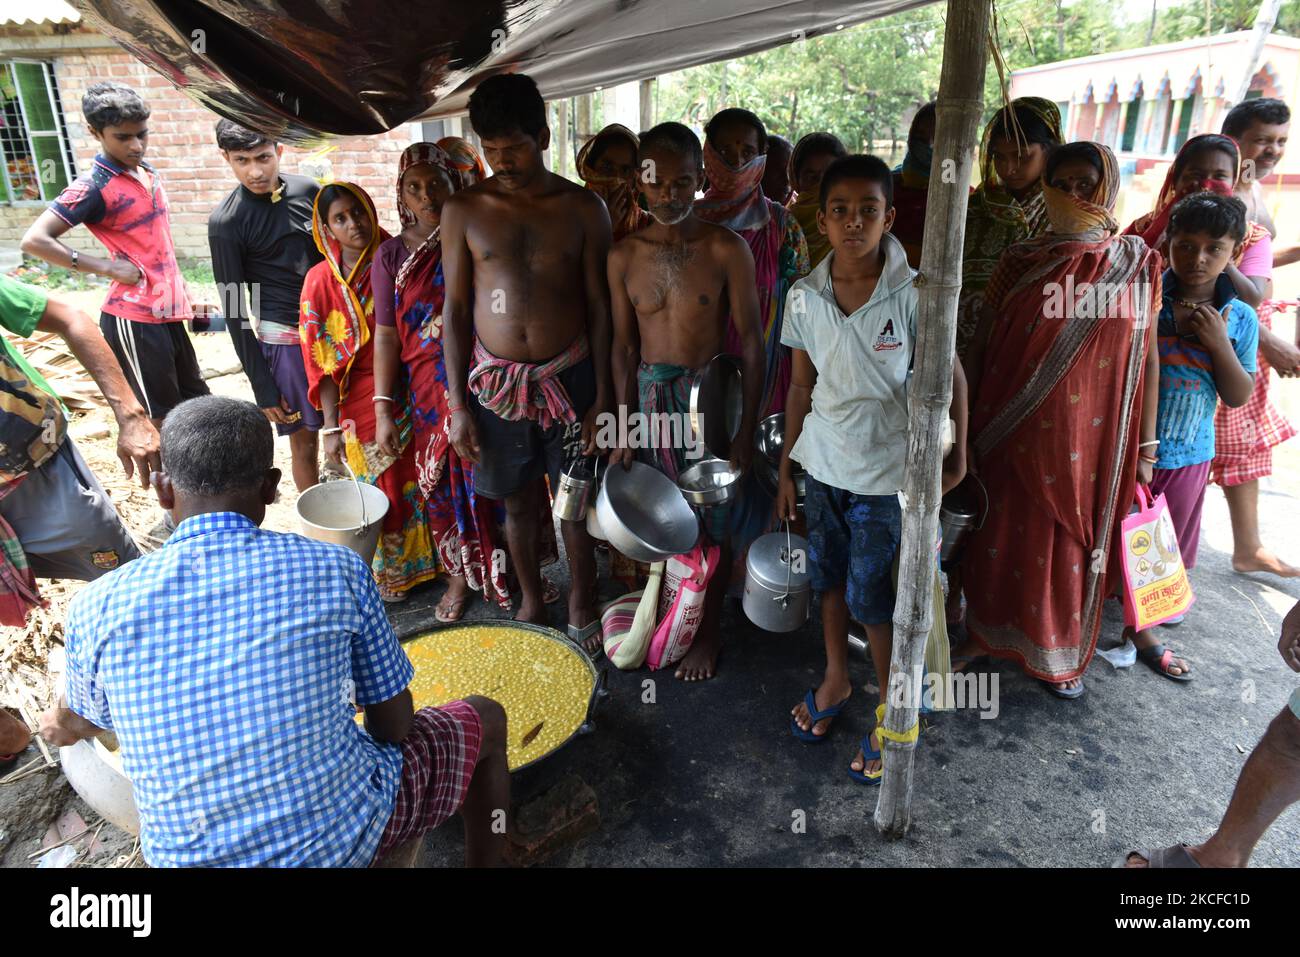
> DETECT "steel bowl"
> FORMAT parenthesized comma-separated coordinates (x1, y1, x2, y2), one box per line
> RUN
(689, 354, 743, 460)
(677, 457, 742, 507)
(596, 460, 700, 562)
(754, 412, 786, 467)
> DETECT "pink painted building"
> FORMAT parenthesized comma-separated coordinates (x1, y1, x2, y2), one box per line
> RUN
(1010, 30, 1300, 181)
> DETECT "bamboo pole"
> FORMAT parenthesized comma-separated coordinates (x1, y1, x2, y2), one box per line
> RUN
(874, 0, 991, 839)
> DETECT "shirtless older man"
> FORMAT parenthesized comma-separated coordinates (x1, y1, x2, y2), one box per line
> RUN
(442, 74, 612, 653)
(608, 122, 764, 680)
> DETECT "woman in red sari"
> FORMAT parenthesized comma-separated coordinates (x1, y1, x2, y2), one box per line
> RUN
(962, 143, 1162, 698)
(300, 181, 438, 601)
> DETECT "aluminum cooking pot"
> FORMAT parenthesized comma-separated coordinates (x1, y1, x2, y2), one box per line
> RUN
(743, 522, 811, 633)
(596, 460, 699, 563)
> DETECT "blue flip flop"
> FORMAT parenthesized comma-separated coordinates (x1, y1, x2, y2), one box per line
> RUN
(847, 730, 884, 785)
(790, 688, 850, 743)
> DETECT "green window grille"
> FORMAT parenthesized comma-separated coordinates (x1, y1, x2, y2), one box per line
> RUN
(0, 60, 76, 204)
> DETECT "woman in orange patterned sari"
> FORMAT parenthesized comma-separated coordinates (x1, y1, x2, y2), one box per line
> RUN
(962, 143, 1162, 698)
(300, 181, 438, 601)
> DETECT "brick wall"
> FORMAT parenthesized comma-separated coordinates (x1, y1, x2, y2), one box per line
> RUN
(2, 24, 418, 262)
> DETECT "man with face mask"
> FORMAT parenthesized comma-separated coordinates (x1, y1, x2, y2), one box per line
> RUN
(209, 119, 323, 492)
(607, 122, 764, 682)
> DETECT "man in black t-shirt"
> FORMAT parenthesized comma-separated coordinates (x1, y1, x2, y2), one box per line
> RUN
(209, 120, 323, 491)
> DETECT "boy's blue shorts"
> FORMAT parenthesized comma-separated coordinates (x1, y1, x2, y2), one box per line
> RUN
(803, 474, 901, 626)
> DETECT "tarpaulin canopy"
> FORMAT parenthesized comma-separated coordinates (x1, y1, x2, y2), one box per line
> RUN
(71, 0, 932, 144)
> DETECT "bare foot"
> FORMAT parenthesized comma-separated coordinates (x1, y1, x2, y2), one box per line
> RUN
(790, 676, 852, 737)
(1051, 676, 1084, 692)
(514, 598, 549, 628)
(1232, 547, 1300, 578)
(675, 630, 721, 681)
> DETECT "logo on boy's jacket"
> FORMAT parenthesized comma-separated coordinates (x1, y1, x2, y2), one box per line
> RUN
(873, 318, 901, 352)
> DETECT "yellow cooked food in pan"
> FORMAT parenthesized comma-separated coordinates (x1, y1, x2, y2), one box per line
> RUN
(401, 624, 595, 770)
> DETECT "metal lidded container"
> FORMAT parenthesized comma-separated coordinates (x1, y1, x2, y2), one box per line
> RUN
(743, 522, 812, 633)
(938, 474, 987, 564)
(553, 457, 598, 523)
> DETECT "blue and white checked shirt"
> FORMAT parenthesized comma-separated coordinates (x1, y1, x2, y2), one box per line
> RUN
(63, 512, 415, 867)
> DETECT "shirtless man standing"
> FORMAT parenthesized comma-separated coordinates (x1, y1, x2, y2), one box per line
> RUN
(608, 122, 764, 681)
(442, 74, 612, 654)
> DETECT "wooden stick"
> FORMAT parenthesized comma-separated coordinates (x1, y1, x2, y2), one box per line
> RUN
(874, 0, 993, 839)
(0, 755, 43, 785)
(15, 691, 55, 767)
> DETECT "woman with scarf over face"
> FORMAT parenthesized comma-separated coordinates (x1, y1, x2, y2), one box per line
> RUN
(788, 132, 848, 269)
(577, 124, 652, 242)
(960, 143, 1162, 699)
(300, 182, 438, 601)
(697, 108, 810, 417)
(1125, 133, 1270, 311)
(371, 141, 559, 621)
(955, 97, 1064, 362)
(892, 102, 937, 269)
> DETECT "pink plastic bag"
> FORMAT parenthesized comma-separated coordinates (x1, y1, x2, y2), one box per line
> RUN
(1120, 484, 1194, 629)
(645, 543, 719, 670)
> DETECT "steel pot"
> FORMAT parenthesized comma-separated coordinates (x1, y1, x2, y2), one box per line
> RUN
(554, 457, 597, 523)
(596, 460, 699, 563)
(939, 474, 987, 564)
(743, 522, 811, 633)
(677, 456, 742, 507)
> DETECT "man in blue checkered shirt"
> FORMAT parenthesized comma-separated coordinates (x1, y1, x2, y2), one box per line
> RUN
(40, 396, 509, 867)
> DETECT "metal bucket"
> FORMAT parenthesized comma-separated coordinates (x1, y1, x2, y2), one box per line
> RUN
(939, 474, 987, 564)
(743, 522, 811, 633)
(554, 458, 597, 523)
(297, 463, 390, 564)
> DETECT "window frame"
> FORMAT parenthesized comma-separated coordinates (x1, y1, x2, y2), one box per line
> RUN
(0, 58, 77, 207)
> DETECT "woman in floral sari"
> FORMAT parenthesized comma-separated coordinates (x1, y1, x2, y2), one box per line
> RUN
(300, 181, 438, 601)
(696, 108, 810, 416)
(369, 142, 506, 621)
(961, 143, 1162, 698)
(955, 97, 1064, 362)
